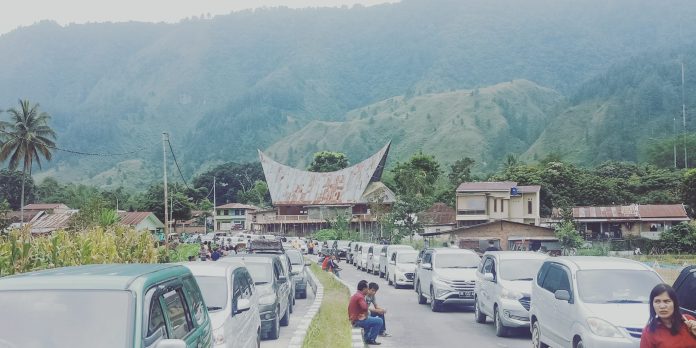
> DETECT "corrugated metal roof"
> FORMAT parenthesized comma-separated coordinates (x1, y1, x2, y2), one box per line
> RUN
(30, 211, 77, 233)
(638, 204, 688, 218)
(118, 212, 155, 226)
(518, 185, 541, 193)
(418, 202, 456, 225)
(259, 142, 391, 205)
(216, 203, 259, 210)
(456, 181, 517, 192)
(23, 203, 70, 210)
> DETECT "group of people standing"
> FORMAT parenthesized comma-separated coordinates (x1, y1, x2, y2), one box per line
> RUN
(194, 241, 237, 261)
(348, 280, 390, 345)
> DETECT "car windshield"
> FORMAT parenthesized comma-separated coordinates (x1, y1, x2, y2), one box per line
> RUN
(246, 263, 273, 284)
(577, 270, 662, 304)
(434, 253, 480, 268)
(194, 276, 228, 310)
(0, 290, 132, 348)
(396, 253, 417, 263)
(499, 259, 545, 281)
(287, 251, 304, 265)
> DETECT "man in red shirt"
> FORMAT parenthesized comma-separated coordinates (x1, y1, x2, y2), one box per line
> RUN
(348, 280, 384, 345)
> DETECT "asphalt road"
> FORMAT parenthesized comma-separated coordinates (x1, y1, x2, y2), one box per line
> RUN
(339, 260, 532, 348)
(261, 284, 316, 348)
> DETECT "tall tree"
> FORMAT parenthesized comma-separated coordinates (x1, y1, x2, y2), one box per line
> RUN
(0, 100, 56, 224)
(307, 151, 349, 172)
(391, 152, 441, 197)
(448, 157, 476, 187)
(683, 169, 696, 217)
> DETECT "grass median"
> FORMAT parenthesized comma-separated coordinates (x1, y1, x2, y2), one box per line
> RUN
(303, 262, 352, 348)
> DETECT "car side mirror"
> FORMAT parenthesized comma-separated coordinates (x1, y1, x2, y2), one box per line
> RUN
(155, 339, 187, 348)
(554, 290, 571, 302)
(483, 273, 496, 282)
(235, 298, 251, 314)
(278, 275, 288, 284)
(389, 260, 396, 265)
(422, 263, 432, 270)
(305, 261, 311, 266)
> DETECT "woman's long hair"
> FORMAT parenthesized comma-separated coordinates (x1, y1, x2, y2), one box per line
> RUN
(648, 283, 683, 335)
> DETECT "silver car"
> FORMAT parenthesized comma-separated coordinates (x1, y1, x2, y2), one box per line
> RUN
(530, 256, 662, 348)
(474, 251, 548, 337)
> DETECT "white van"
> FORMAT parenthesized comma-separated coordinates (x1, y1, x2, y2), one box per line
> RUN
(387, 249, 418, 288)
(379, 245, 414, 278)
(358, 243, 375, 271)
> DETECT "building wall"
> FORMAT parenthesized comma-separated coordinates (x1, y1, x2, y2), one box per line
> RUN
(456, 191, 540, 225)
(449, 222, 555, 251)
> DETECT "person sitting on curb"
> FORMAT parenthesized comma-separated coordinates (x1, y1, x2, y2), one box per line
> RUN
(366, 282, 390, 337)
(329, 255, 342, 278)
(348, 280, 384, 345)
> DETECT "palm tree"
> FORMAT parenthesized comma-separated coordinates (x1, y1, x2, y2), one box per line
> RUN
(0, 99, 56, 225)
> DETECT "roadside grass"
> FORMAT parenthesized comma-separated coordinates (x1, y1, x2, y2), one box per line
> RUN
(303, 262, 352, 348)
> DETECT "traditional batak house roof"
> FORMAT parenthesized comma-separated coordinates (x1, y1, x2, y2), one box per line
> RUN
(259, 142, 395, 206)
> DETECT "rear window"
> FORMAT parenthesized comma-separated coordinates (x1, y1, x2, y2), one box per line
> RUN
(193, 275, 228, 311)
(0, 290, 132, 348)
(287, 251, 304, 265)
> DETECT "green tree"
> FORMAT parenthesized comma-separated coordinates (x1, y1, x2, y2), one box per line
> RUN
(387, 194, 431, 243)
(136, 183, 193, 222)
(307, 151, 349, 172)
(190, 162, 264, 205)
(0, 199, 10, 233)
(0, 169, 35, 209)
(683, 169, 696, 217)
(658, 222, 696, 253)
(555, 220, 584, 255)
(392, 152, 441, 197)
(0, 100, 56, 225)
(237, 180, 270, 207)
(448, 157, 475, 187)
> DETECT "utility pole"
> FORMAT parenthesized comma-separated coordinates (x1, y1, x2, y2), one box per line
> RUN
(213, 176, 216, 232)
(682, 62, 689, 169)
(163, 132, 169, 249)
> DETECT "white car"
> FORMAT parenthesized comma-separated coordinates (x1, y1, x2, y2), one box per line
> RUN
(387, 249, 418, 288)
(474, 251, 548, 337)
(415, 248, 481, 312)
(530, 256, 663, 348)
(380, 245, 415, 278)
(359, 243, 375, 271)
(182, 262, 261, 348)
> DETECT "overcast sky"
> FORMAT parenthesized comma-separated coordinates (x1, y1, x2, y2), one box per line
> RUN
(0, 0, 398, 35)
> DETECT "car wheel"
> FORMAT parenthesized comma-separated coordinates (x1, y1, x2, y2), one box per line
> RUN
(417, 282, 427, 304)
(575, 339, 584, 348)
(532, 321, 548, 348)
(257, 329, 261, 347)
(280, 305, 290, 326)
(267, 312, 280, 340)
(289, 296, 294, 313)
(474, 297, 486, 323)
(430, 287, 443, 312)
(379, 270, 384, 278)
(494, 307, 508, 337)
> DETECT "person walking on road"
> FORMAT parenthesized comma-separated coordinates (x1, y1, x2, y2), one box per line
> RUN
(366, 282, 390, 337)
(349, 280, 383, 345)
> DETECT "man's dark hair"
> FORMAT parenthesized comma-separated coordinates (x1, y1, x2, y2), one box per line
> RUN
(368, 282, 379, 291)
(357, 280, 369, 291)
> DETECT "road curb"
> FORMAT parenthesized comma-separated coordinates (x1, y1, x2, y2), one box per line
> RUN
(331, 273, 366, 348)
(287, 262, 323, 348)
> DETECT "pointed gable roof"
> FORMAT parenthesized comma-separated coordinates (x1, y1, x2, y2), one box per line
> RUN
(259, 142, 391, 205)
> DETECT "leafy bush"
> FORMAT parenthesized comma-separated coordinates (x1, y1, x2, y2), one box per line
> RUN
(555, 221, 584, 254)
(658, 222, 696, 253)
(312, 229, 338, 241)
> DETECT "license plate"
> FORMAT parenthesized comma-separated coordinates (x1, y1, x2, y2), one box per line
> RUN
(459, 291, 474, 297)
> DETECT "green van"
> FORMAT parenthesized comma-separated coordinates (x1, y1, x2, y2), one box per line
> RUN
(0, 264, 213, 348)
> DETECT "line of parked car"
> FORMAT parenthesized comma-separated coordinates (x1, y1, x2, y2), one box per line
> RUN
(0, 239, 312, 348)
(341, 240, 696, 348)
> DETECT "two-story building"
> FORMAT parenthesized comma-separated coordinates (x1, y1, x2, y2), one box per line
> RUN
(214, 203, 259, 231)
(456, 181, 541, 227)
(252, 142, 396, 237)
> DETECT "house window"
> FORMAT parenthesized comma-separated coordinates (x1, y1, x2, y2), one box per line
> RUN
(528, 200, 533, 214)
(493, 199, 497, 213)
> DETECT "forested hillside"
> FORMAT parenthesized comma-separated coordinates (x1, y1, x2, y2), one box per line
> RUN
(2, 0, 696, 187)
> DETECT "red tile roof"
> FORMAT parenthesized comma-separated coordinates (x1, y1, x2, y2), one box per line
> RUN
(418, 202, 456, 225)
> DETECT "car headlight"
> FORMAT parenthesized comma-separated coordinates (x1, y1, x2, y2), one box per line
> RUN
(396, 266, 406, 273)
(431, 276, 452, 289)
(260, 294, 277, 305)
(501, 288, 524, 300)
(586, 317, 623, 338)
(213, 327, 225, 344)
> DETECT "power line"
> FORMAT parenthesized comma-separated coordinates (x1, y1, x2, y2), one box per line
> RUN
(0, 128, 151, 156)
(166, 137, 191, 190)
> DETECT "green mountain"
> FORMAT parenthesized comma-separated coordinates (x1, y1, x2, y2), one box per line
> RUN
(2, 0, 696, 188)
(266, 80, 564, 170)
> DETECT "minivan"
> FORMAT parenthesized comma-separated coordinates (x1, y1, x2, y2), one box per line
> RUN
(474, 251, 548, 337)
(387, 249, 418, 288)
(379, 244, 415, 278)
(415, 248, 481, 312)
(530, 256, 662, 348)
(0, 264, 213, 348)
(182, 262, 262, 348)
